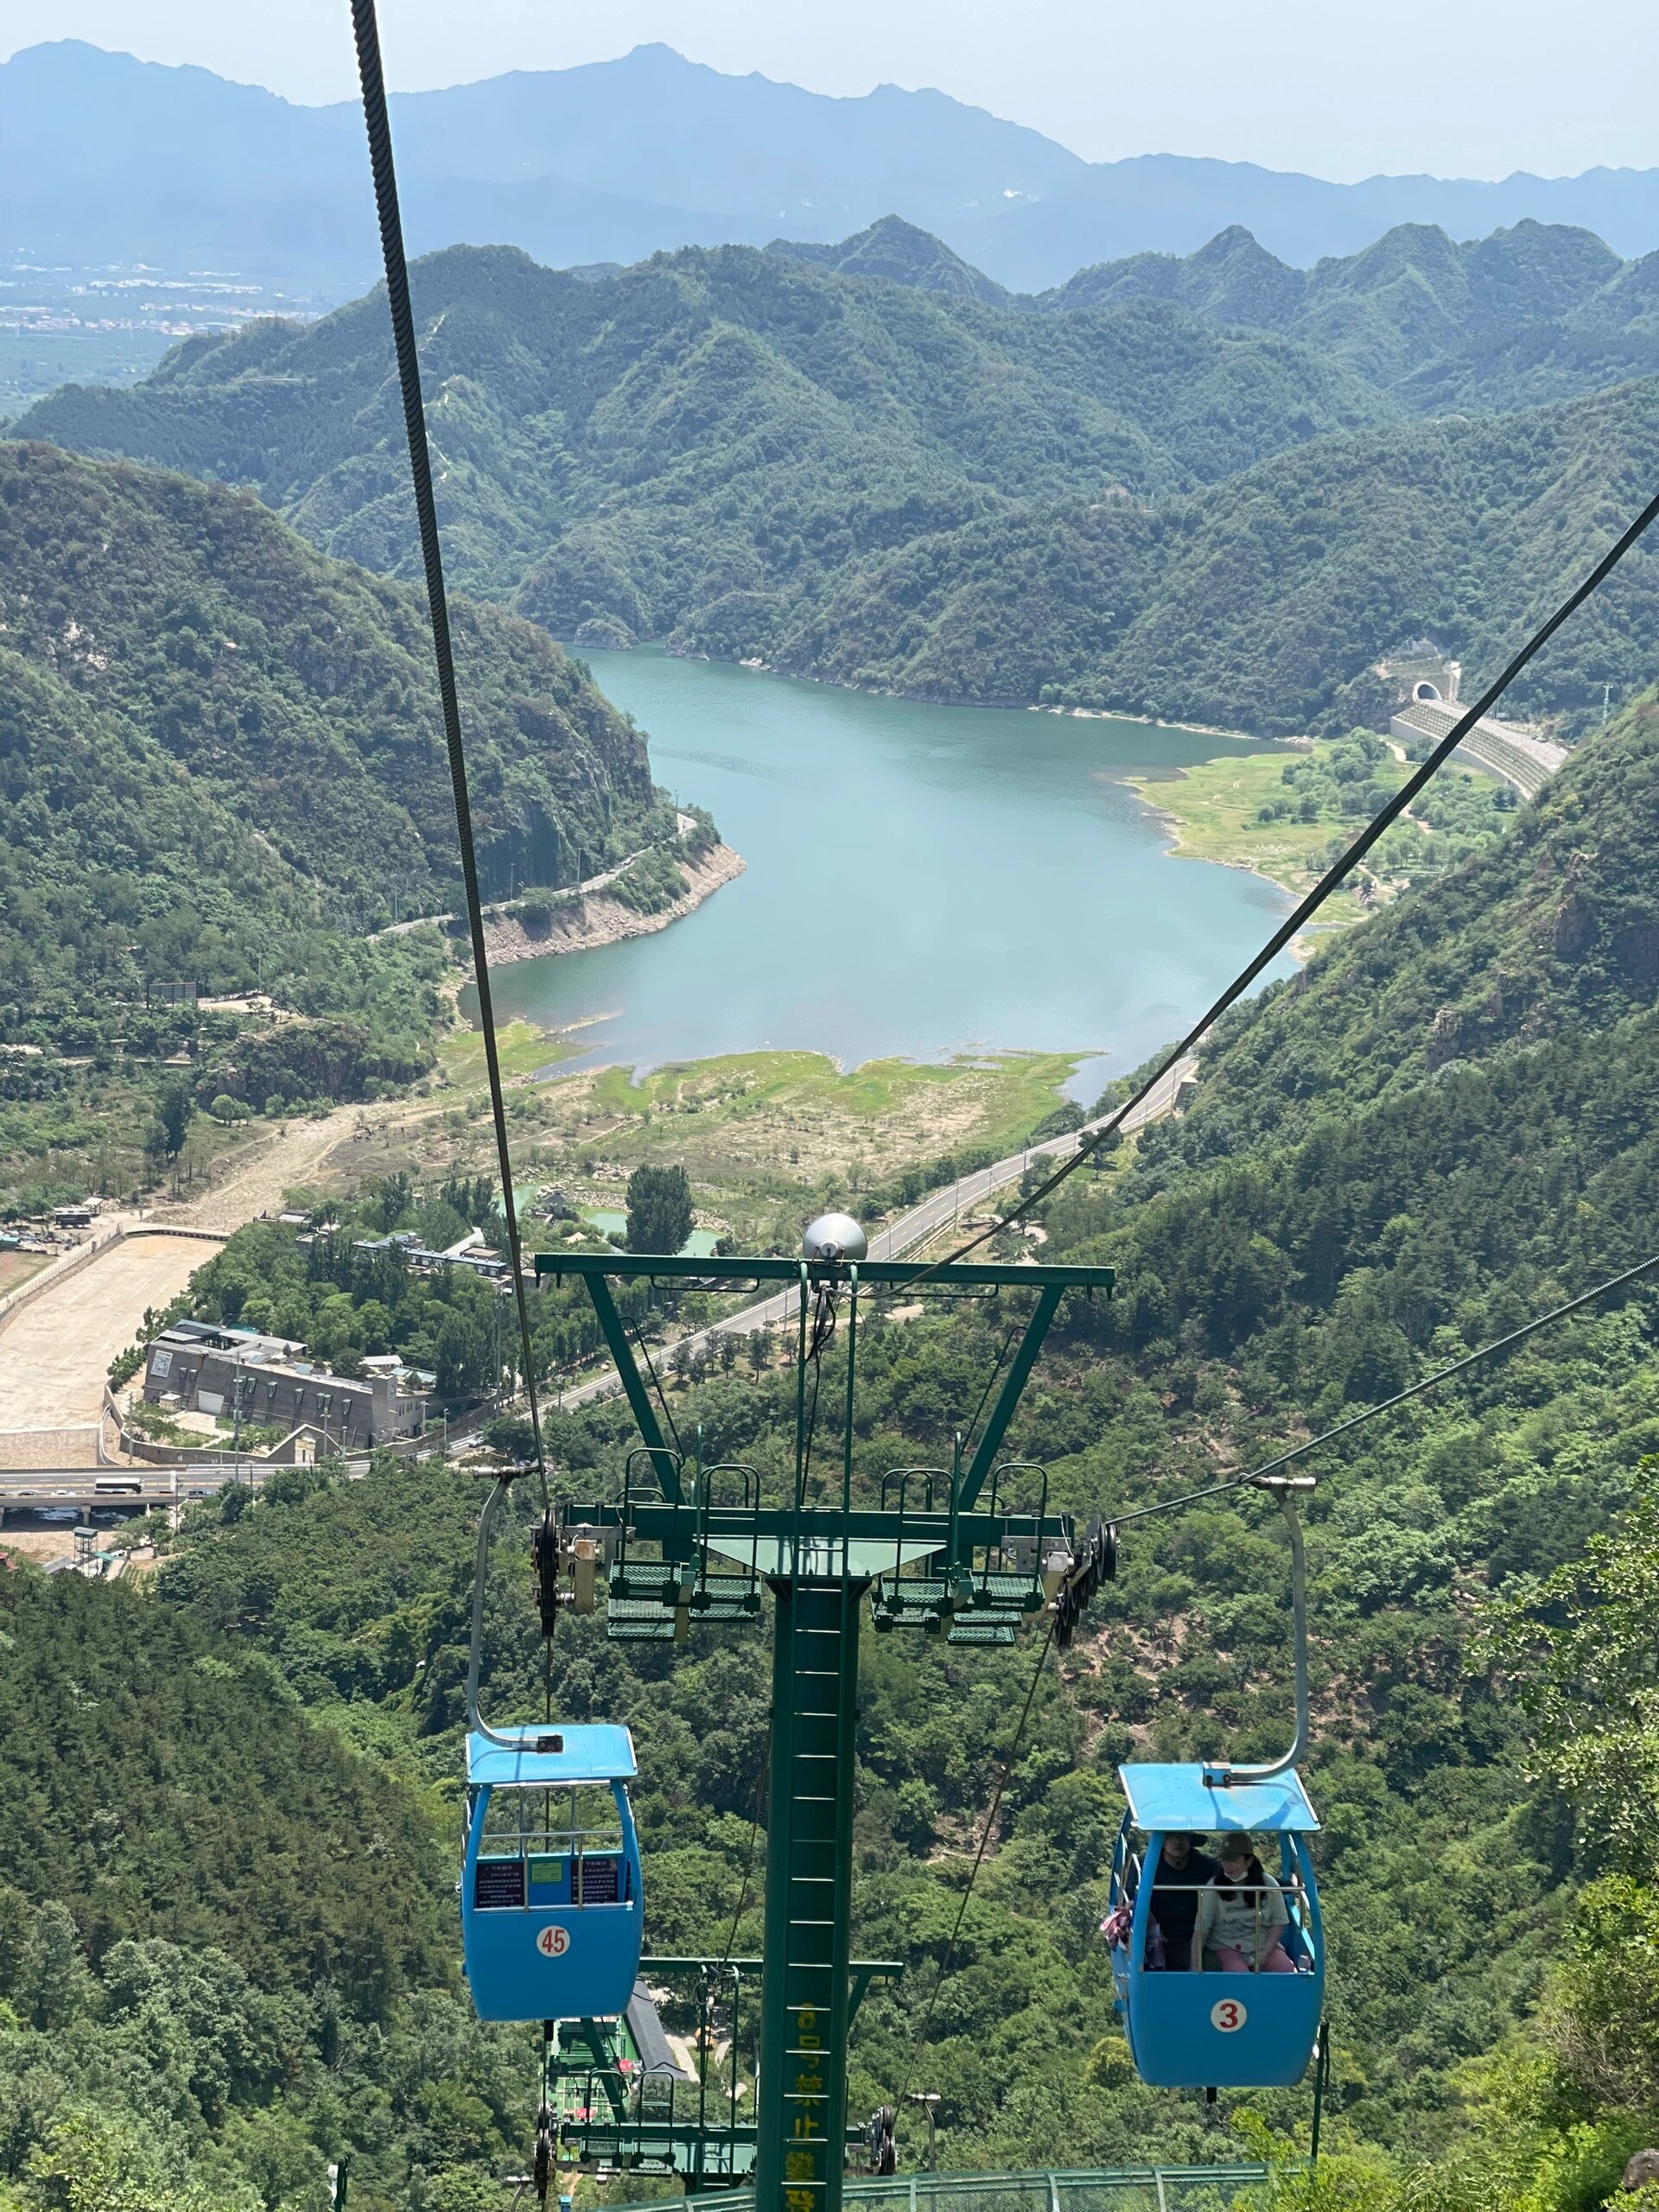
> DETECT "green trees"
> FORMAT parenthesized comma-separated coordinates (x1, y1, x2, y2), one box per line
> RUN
(154, 1079, 193, 1161)
(1479, 1483, 1659, 1873)
(0, 439, 704, 1211)
(18, 231, 1659, 736)
(626, 1162, 695, 1255)
(15, 238, 1380, 684)
(434, 1307, 496, 1403)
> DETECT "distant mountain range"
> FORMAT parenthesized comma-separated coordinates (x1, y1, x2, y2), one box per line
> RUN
(8, 39, 1659, 296)
(776, 213, 1659, 412)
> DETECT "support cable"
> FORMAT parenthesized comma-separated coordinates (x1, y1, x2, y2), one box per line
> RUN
(717, 1716, 772, 1966)
(904, 480, 1659, 1290)
(1110, 1249, 1659, 1533)
(348, 0, 547, 1504)
(895, 1617, 1056, 2108)
(960, 1317, 1019, 1466)
(631, 1319, 683, 1459)
(798, 1286, 839, 1506)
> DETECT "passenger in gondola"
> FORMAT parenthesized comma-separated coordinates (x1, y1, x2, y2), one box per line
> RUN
(1143, 1830, 1218, 1971)
(1192, 1835, 1294, 1973)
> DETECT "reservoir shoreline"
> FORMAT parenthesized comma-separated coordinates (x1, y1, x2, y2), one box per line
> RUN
(477, 841, 746, 969)
(472, 649, 1300, 1102)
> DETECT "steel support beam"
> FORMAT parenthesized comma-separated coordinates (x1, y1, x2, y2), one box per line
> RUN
(755, 1578, 864, 2212)
(959, 1281, 1065, 1511)
(538, 1254, 1114, 1293)
(584, 1272, 681, 1499)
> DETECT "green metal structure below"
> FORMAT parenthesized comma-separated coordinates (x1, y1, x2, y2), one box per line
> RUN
(755, 1578, 864, 2212)
(539, 1249, 1114, 2211)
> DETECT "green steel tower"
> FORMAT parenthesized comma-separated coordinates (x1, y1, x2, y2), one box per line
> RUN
(535, 1230, 1112, 2209)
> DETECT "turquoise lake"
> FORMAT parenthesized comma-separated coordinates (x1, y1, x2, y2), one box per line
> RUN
(480, 652, 1297, 1102)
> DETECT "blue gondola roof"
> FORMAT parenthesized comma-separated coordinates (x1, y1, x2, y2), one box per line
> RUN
(1119, 1762, 1319, 1835)
(467, 1722, 638, 1789)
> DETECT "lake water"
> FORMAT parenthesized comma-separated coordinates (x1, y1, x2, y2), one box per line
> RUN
(480, 652, 1295, 1102)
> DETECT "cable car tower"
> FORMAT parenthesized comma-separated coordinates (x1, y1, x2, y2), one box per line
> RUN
(531, 1220, 1114, 2209)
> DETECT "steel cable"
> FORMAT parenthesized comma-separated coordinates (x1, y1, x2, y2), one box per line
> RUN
(904, 477, 1659, 1289)
(348, 0, 547, 1502)
(895, 1616, 1057, 2109)
(1108, 1249, 1659, 1531)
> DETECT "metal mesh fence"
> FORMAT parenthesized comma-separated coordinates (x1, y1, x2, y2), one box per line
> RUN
(601, 2165, 1273, 2212)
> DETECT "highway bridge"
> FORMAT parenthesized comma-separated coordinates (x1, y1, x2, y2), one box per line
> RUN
(0, 1465, 256, 1520)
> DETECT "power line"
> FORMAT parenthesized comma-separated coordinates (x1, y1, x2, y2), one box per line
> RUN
(911, 480, 1659, 1286)
(348, 0, 547, 1502)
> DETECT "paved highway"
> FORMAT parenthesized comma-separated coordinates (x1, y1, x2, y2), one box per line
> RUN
(0, 1465, 254, 1516)
(0, 1059, 1198, 1483)
(552, 1056, 1198, 1410)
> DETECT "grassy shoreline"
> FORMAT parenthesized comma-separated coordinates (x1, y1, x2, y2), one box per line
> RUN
(1125, 747, 1370, 931)
(429, 1035, 1084, 1252)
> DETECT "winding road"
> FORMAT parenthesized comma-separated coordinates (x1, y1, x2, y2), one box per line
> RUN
(552, 1056, 1198, 1408)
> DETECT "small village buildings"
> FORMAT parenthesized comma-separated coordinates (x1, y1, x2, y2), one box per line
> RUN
(142, 1317, 429, 1448)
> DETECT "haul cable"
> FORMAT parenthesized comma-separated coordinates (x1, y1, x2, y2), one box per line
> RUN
(1110, 1249, 1659, 1530)
(894, 1247, 1659, 2106)
(349, 0, 547, 1501)
(904, 477, 1659, 1289)
(895, 1614, 1057, 2109)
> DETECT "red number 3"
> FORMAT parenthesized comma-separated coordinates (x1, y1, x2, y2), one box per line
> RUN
(1211, 1998, 1247, 2032)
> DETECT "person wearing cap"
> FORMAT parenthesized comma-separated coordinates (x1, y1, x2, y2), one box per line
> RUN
(1192, 1834, 1294, 1973)
(1144, 1830, 1218, 1971)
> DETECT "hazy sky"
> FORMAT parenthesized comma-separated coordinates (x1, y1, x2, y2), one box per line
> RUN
(5, 0, 1655, 182)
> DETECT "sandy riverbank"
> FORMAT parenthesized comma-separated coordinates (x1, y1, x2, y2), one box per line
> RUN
(478, 842, 746, 969)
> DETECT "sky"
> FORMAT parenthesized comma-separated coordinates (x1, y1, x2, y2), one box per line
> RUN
(3, 0, 1656, 183)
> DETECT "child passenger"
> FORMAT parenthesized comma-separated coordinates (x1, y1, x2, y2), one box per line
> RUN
(1191, 1835, 1295, 1973)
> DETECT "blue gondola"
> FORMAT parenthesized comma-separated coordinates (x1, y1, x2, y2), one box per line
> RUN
(461, 1720, 644, 2023)
(1106, 1476, 1325, 2088)
(1106, 1763, 1323, 2087)
(461, 1478, 645, 2024)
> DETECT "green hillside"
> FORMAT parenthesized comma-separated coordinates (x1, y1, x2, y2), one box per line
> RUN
(0, 1564, 535, 2212)
(1040, 218, 1659, 405)
(768, 376, 1659, 734)
(12, 241, 1389, 645)
(18, 233, 1659, 737)
(0, 441, 664, 919)
(60, 691, 1659, 2208)
(0, 441, 683, 1212)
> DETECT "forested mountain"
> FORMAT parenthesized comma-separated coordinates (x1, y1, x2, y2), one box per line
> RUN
(1038, 217, 1659, 405)
(778, 214, 1659, 412)
(0, 439, 672, 1014)
(0, 438, 690, 1208)
(24, 689, 1659, 2206)
(15, 241, 1386, 648)
(1011, 688, 1659, 2187)
(763, 375, 1659, 734)
(0, 1565, 524, 2211)
(771, 215, 1014, 307)
(21, 230, 1659, 738)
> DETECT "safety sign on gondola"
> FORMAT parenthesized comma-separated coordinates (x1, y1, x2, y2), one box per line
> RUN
(1211, 1998, 1247, 2033)
(535, 1925, 571, 1959)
